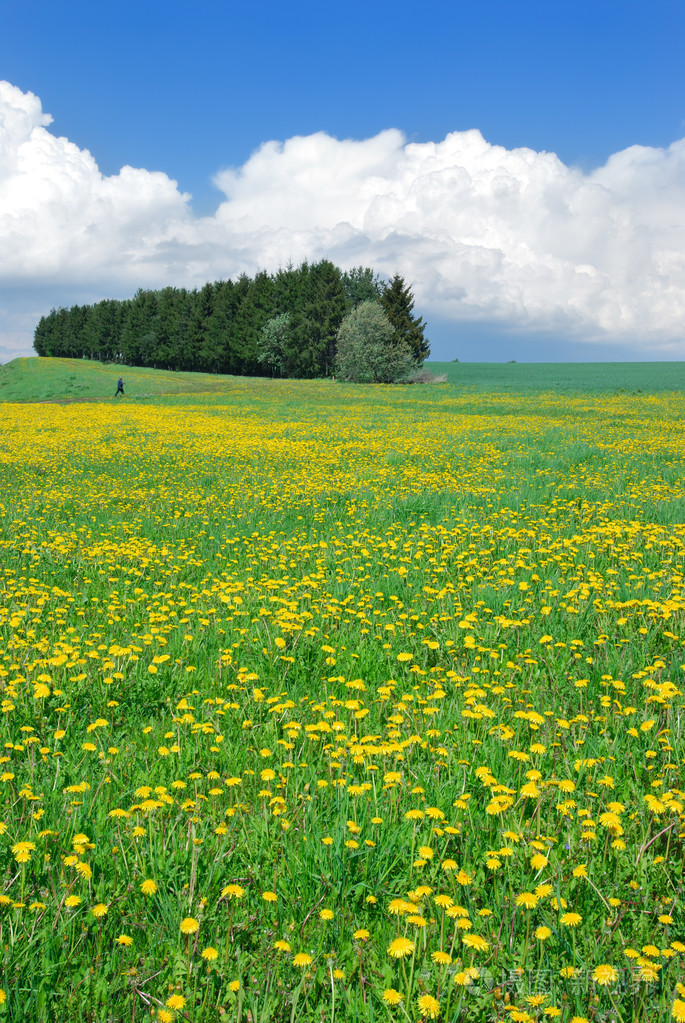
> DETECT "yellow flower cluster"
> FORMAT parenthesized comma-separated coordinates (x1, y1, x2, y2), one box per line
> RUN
(0, 377, 684, 1020)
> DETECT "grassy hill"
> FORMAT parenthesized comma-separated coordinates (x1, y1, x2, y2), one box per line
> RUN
(0, 357, 238, 402)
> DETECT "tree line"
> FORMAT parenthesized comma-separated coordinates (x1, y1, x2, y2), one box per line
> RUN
(33, 261, 429, 379)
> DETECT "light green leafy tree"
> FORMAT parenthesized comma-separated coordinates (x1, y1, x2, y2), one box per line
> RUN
(258, 312, 291, 377)
(335, 301, 414, 383)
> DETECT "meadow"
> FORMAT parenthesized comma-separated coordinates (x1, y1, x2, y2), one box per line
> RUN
(1, 360, 685, 1022)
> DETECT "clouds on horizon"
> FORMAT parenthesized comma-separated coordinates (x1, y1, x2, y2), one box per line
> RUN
(1, 80, 685, 361)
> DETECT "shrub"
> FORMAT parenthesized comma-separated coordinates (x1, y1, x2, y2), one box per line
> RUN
(335, 301, 414, 383)
(409, 369, 447, 384)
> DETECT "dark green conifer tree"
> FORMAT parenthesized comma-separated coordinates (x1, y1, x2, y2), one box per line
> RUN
(204, 278, 244, 373)
(341, 266, 384, 309)
(380, 274, 430, 365)
(191, 282, 220, 372)
(33, 310, 54, 356)
(84, 300, 123, 361)
(121, 290, 158, 365)
(228, 272, 274, 375)
(286, 260, 346, 377)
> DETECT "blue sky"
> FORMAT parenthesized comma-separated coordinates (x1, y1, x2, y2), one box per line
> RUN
(1, 0, 684, 362)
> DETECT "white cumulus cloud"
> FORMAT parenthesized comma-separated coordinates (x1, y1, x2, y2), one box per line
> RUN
(1, 79, 684, 360)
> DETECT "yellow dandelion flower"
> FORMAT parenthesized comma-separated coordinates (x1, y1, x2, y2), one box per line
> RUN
(292, 952, 313, 968)
(388, 937, 415, 958)
(180, 917, 200, 934)
(12, 841, 36, 862)
(220, 883, 245, 899)
(383, 988, 403, 1005)
(388, 898, 407, 915)
(431, 950, 452, 965)
(592, 964, 618, 986)
(417, 993, 441, 1018)
(454, 967, 479, 986)
(140, 879, 157, 896)
(516, 892, 539, 909)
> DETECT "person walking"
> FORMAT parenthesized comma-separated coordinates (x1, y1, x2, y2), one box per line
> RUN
(115, 376, 125, 397)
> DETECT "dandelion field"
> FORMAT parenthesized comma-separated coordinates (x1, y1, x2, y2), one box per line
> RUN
(2, 372, 685, 1022)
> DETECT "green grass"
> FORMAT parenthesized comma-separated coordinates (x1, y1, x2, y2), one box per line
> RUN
(3, 357, 685, 405)
(1, 369, 685, 1021)
(427, 360, 685, 393)
(0, 357, 241, 403)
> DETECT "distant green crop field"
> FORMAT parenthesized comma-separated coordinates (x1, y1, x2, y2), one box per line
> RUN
(427, 360, 685, 393)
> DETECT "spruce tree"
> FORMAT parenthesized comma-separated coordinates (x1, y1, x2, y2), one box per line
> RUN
(229, 272, 274, 375)
(33, 310, 54, 356)
(121, 290, 159, 367)
(190, 282, 218, 372)
(341, 266, 384, 308)
(380, 274, 430, 365)
(203, 280, 237, 373)
(286, 260, 346, 377)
